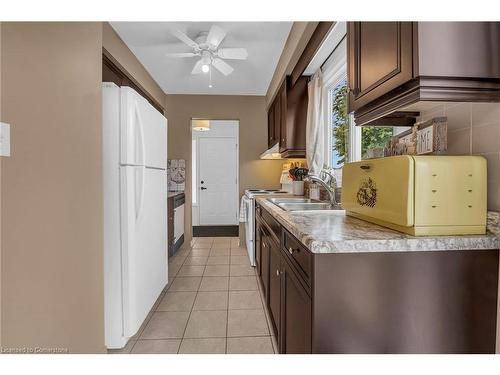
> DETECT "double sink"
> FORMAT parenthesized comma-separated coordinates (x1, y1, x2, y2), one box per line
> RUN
(268, 197, 342, 212)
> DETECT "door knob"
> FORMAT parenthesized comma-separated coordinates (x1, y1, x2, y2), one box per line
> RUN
(201, 180, 204, 184)
(201, 187, 207, 190)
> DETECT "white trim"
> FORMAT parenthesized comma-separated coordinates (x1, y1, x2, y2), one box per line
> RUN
(348, 114, 362, 162)
(320, 27, 347, 169)
(192, 138, 197, 205)
(304, 22, 347, 75)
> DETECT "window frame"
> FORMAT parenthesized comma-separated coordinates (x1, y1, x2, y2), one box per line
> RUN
(321, 23, 405, 167)
(321, 35, 348, 168)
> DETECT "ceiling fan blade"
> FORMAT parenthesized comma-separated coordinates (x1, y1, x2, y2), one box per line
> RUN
(212, 58, 234, 76)
(172, 29, 199, 49)
(217, 48, 248, 60)
(166, 52, 197, 58)
(206, 25, 226, 48)
(191, 60, 204, 75)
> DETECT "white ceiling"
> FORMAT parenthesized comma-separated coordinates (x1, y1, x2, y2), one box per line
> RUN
(110, 22, 292, 95)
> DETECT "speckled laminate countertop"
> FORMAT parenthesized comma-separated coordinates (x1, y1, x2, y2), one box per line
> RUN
(168, 191, 185, 198)
(256, 197, 500, 254)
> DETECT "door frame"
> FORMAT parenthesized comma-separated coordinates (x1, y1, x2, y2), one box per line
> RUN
(191, 119, 239, 235)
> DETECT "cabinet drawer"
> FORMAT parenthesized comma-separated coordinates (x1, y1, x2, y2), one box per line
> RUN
(260, 207, 282, 244)
(283, 231, 311, 285)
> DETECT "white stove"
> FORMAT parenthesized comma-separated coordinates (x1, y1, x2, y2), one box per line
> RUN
(242, 189, 289, 266)
(244, 189, 289, 199)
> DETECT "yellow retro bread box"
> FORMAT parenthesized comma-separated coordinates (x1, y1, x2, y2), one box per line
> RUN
(341, 155, 487, 236)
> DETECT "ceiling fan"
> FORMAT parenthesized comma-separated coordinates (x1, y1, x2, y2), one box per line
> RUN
(166, 25, 248, 77)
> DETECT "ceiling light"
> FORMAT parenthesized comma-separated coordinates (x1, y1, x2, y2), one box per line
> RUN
(192, 119, 210, 132)
(201, 64, 210, 73)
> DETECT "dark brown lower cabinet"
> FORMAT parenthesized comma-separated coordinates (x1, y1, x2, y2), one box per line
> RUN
(268, 240, 282, 337)
(259, 226, 270, 301)
(255, 202, 499, 354)
(167, 196, 174, 256)
(255, 221, 262, 277)
(280, 256, 312, 354)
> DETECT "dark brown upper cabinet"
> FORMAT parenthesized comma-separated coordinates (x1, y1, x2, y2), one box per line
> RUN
(267, 98, 281, 149)
(348, 22, 413, 113)
(348, 22, 500, 125)
(267, 102, 276, 148)
(102, 50, 164, 114)
(266, 76, 308, 158)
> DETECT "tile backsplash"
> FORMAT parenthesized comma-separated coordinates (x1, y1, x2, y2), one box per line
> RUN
(418, 102, 500, 211)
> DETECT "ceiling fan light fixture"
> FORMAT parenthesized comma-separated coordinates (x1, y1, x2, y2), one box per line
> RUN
(201, 64, 210, 73)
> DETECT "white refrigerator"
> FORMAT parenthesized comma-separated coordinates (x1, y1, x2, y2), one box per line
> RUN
(103, 83, 168, 349)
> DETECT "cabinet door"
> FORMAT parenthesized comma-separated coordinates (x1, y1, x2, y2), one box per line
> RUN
(255, 220, 262, 277)
(348, 22, 413, 112)
(281, 258, 312, 354)
(273, 97, 281, 147)
(260, 227, 270, 302)
(268, 240, 282, 338)
(268, 104, 275, 148)
(279, 81, 287, 151)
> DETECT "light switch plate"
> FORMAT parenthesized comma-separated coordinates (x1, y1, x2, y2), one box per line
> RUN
(0, 122, 11, 157)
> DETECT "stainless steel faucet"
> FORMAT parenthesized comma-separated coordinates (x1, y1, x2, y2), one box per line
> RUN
(305, 171, 338, 206)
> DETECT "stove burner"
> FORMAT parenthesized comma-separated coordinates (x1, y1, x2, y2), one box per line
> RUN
(245, 189, 289, 197)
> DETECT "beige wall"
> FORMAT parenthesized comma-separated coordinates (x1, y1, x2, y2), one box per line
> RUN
(266, 22, 318, 108)
(165, 95, 283, 242)
(102, 22, 166, 105)
(418, 102, 500, 352)
(418, 102, 500, 212)
(0, 22, 105, 353)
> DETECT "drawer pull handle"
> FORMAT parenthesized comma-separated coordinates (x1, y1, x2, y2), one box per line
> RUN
(288, 247, 297, 254)
(276, 269, 282, 276)
(360, 165, 371, 170)
(468, 205, 472, 208)
(431, 190, 437, 193)
(468, 190, 472, 193)
(262, 243, 266, 248)
(432, 205, 437, 208)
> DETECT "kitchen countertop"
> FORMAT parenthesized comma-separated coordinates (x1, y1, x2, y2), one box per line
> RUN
(168, 191, 184, 198)
(256, 197, 500, 254)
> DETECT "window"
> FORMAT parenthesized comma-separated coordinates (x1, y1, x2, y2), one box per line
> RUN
(327, 80, 401, 164)
(329, 79, 348, 168)
(321, 23, 409, 174)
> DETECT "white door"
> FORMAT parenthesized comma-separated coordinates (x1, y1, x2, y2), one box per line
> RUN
(198, 137, 238, 225)
(120, 165, 167, 338)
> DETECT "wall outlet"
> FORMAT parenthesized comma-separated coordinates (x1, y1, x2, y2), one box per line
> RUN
(0, 122, 11, 157)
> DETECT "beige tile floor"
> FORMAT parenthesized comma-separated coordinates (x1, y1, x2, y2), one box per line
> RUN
(108, 236, 278, 354)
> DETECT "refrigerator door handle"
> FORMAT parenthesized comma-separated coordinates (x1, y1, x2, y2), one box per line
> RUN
(134, 102, 146, 166)
(135, 166, 145, 220)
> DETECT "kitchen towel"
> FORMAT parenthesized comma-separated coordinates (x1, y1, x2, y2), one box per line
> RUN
(306, 70, 325, 176)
